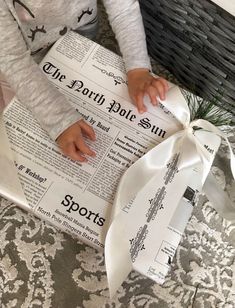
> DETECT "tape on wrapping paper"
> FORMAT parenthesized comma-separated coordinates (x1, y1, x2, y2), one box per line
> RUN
(105, 86, 235, 297)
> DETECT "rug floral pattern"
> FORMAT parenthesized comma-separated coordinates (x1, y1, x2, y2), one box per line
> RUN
(1, 2, 235, 308)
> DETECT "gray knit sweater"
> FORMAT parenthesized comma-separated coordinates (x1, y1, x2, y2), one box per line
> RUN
(0, 0, 151, 140)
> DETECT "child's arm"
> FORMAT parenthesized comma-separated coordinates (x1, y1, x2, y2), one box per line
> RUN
(103, 0, 169, 111)
(0, 1, 94, 162)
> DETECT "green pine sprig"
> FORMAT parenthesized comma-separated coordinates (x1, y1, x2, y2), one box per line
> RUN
(181, 90, 234, 127)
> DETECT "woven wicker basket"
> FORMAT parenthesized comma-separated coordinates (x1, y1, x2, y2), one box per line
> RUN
(139, 0, 235, 116)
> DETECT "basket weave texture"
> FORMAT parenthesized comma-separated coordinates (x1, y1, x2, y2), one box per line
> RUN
(139, 0, 235, 115)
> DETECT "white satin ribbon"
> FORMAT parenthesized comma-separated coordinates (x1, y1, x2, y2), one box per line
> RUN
(105, 86, 235, 297)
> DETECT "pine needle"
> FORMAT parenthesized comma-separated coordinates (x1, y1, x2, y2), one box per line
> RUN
(181, 90, 234, 127)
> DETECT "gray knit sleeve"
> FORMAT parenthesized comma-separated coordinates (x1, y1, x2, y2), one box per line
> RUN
(102, 0, 151, 72)
(0, 0, 82, 141)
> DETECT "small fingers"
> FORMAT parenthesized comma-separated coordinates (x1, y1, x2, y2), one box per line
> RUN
(145, 85, 159, 106)
(160, 77, 169, 92)
(57, 121, 96, 162)
(133, 91, 147, 114)
(79, 120, 96, 141)
(151, 77, 169, 100)
(61, 142, 88, 162)
(75, 136, 96, 157)
(133, 78, 169, 111)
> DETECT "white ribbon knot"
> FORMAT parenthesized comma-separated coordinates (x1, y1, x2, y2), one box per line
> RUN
(105, 86, 235, 297)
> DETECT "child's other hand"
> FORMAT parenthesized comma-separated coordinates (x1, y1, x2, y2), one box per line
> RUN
(127, 68, 169, 113)
(56, 119, 96, 162)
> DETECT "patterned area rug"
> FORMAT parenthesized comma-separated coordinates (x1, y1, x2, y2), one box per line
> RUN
(1, 2, 235, 308)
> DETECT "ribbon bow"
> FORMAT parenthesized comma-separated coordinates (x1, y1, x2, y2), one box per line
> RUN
(105, 86, 235, 297)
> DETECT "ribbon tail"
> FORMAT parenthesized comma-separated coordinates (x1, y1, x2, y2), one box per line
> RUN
(203, 171, 235, 222)
(110, 131, 184, 220)
(105, 133, 200, 296)
(105, 215, 132, 298)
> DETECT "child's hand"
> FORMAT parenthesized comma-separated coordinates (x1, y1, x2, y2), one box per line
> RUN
(56, 119, 96, 162)
(127, 68, 169, 113)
